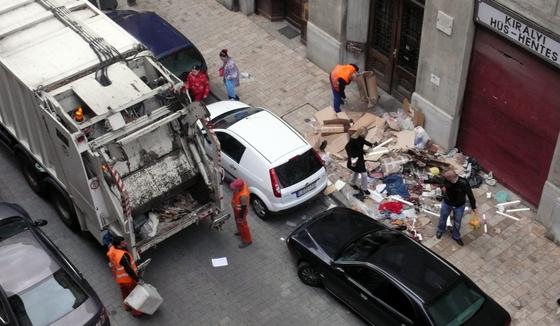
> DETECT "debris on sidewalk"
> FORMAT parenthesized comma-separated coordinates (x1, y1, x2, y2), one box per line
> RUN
(302, 96, 522, 243)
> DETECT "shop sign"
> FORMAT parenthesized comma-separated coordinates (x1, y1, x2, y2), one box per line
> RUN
(476, 0, 560, 68)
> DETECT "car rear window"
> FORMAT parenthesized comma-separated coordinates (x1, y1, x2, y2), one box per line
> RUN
(427, 281, 485, 326)
(8, 269, 88, 326)
(160, 47, 205, 79)
(0, 217, 28, 241)
(275, 149, 323, 188)
(307, 210, 379, 258)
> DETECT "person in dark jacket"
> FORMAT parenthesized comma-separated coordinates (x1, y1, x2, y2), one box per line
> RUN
(429, 169, 478, 246)
(345, 127, 373, 195)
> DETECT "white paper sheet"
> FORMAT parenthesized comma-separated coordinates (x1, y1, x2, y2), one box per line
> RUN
(211, 257, 228, 267)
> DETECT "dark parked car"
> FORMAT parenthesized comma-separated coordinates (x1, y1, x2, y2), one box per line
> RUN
(0, 203, 109, 326)
(287, 207, 511, 326)
(106, 10, 207, 80)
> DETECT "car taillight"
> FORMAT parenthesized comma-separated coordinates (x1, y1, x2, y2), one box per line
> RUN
(311, 148, 324, 166)
(269, 168, 282, 198)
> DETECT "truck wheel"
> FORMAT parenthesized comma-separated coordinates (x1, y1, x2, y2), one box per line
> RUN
(18, 154, 45, 196)
(51, 192, 80, 231)
(297, 261, 323, 287)
(250, 195, 269, 220)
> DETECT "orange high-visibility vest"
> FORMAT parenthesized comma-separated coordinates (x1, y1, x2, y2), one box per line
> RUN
(107, 245, 137, 284)
(330, 64, 357, 92)
(231, 182, 250, 211)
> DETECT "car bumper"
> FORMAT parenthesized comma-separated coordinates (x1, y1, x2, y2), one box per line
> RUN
(267, 183, 327, 214)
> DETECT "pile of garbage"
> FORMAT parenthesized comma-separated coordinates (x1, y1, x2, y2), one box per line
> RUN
(304, 99, 503, 241)
(135, 193, 200, 240)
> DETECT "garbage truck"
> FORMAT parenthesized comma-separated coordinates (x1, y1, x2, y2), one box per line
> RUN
(0, 0, 228, 259)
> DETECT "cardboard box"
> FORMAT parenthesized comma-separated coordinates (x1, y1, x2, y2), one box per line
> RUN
(320, 125, 347, 135)
(403, 98, 425, 127)
(349, 113, 384, 133)
(355, 71, 378, 106)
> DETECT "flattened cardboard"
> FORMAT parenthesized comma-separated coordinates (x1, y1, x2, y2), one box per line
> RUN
(403, 98, 424, 127)
(324, 133, 349, 154)
(349, 113, 384, 132)
(314, 107, 337, 124)
(391, 130, 415, 150)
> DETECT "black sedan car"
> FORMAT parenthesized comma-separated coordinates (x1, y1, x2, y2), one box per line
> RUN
(0, 203, 109, 326)
(287, 207, 511, 326)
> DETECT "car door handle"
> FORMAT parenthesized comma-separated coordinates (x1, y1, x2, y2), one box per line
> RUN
(228, 164, 237, 170)
(360, 293, 368, 301)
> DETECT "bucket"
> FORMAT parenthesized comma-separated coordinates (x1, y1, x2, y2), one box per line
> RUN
(124, 283, 163, 315)
(495, 191, 509, 203)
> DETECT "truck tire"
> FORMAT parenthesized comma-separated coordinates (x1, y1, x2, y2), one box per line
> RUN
(250, 195, 269, 220)
(17, 153, 46, 196)
(51, 192, 80, 231)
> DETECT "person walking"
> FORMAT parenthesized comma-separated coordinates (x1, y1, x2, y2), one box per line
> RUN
(230, 178, 252, 248)
(219, 49, 240, 100)
(106, 234, 143, 317)
(432, 169, 478, 246)
(330, 63, 359, 114)
(345, 127, 373, 196)
(182, 64, 210, 102)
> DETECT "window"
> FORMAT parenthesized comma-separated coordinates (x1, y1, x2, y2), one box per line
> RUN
(211, 107, 262, 129)
(346, 266, 415, 321)
(0, 217, 28, 242)
(216, 132, 246, 163)
(274, 149, 323, 188)
(8, 269, 88, 326)
(427, 281, 485, 326)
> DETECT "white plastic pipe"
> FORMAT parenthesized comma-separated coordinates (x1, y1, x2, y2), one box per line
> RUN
(496, 200, 520, 207)
(371, 138, 393, 151)
(505, 207, 530, 213)
(496, 210, 520, 221)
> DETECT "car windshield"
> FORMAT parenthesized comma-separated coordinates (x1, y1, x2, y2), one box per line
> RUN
(275, 149, 323, 188)
(160, 47, 205, 79)
(0, 217, 28, 241)
(427, 281, 485, 326)
(8, 269, 88, 326)
(211, 107, 262, 129)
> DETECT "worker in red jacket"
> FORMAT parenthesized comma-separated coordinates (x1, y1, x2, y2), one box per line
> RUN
(230, 178, 253, 248)
(330, 63, 359, 113)
(107, 235, 143, 317)
(182, 64, 210, 101)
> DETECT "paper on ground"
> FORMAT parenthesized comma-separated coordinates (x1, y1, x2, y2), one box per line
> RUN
(334, 180, 346, 191)
(211, 257, 228, 267)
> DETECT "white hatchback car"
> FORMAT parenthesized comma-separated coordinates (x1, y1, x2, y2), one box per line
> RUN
(204, 101, 327, 218)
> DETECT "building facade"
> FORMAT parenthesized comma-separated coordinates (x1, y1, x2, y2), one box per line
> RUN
(225, 0, 560, 243)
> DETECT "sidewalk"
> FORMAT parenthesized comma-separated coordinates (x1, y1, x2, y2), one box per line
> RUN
(128, 1, 560, 324)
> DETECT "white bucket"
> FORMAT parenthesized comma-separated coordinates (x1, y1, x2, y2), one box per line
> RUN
(124, 283, 163, 315)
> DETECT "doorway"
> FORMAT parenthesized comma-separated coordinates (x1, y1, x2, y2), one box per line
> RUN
(367, 0, 424, 101)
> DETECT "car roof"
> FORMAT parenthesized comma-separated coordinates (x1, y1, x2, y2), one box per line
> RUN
(305, 207, 460, 302)
(107, 10, 193, 59)
(207, 101, 308, 163)
(0, 226, 60, 295)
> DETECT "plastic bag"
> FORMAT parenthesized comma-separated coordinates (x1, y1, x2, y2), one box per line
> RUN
(468, 214, 481, 230)
(414, 126, 431, 149)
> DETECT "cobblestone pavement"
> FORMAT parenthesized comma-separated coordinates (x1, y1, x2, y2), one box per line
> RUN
(127, 1, 560, 325)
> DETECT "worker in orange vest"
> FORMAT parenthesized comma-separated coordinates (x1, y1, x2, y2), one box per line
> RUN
(330, 64, 359, 113)
(230, 178, 253, 248)
(106, 234, 143, 317)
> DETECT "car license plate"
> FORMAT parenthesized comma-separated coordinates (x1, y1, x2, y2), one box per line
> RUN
(296, 182, 317, 198)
